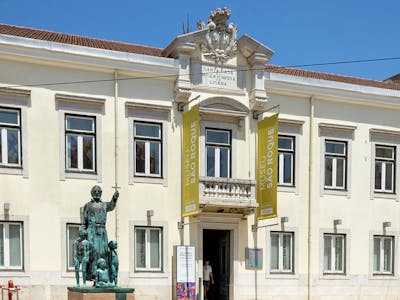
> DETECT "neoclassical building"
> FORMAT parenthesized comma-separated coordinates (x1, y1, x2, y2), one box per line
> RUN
(0, 8, 400, 300)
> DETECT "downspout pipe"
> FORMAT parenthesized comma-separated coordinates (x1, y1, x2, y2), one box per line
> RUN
(307, 96, 315, 300)
(114, 71, 119, 243)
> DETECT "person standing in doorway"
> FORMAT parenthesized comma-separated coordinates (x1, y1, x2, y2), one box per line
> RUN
(203, 260, 214, 300)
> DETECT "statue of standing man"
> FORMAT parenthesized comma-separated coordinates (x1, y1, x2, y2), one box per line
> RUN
(83, 185, 119, 281)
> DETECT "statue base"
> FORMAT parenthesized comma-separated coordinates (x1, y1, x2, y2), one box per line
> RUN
(68, 287, 135, 300)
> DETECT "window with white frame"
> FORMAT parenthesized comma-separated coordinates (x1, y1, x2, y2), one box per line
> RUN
(373, 235, 394, 275)
(278, 136, 295, 186)
(323, 233, 346, 274)
(65, 115, 96, 172)
(134, 122, 162, 177)
(66, 223, 80, 271)
(135, 227, 162, 271)
(324, 140, 347, 190)
(375, 145, 396, 194)
(0, 222, 23, 270)
(206, 128, 231, 178)
(270, 232, 294, 273)
(0, 108, 21, 167)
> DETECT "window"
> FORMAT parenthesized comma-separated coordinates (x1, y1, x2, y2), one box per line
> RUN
(0, 108, 21, 167)
(66, 223, 80, 271)
(206, 129, 231, 178)
(278, 136, 295, 186)
(134, 122, 162, 177)
(135, 227, 162, 271)
(323, 234, 345, 274)
(375, 145, 396, 194)
(324, 140, 347, 190)
(270, 232, 294, 273)
(0, 222, 23, 270)
(65, 115, 96, 172)
(373, 235, 394, 275)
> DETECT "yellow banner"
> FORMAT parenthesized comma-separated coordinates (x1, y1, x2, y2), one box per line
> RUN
(257, 114, 278, 220)
(182, 105, 200, 217)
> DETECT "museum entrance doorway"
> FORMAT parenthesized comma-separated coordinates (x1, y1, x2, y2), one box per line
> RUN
(203, 229, 230, 300)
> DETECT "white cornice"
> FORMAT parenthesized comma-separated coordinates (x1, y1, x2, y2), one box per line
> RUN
(0, 34, 178, 77)
(266, 72, 400, 109)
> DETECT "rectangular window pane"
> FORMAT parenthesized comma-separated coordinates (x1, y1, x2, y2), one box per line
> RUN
(66, 135, 78, 169)
(82, 136, 94, 170)
(326, 142, 345, 154)
(135, 123, 160, 138)
(206, 130, 230, 145)
(219, 148, 229, 178)
(149, 142, 160, 175)
(278, 137, 293, 150)
(325, 158, 333, 186)
(324, 236, 332, 271)
(375, 162, 382, 190)
(135, 141, 146, 173)
(376, 147, 394, 159)
(150, 230, 160, 269)
(0, 224, 3, 266)
(0, 110, 19, 125)
(7, 129, 19, 164)
(67, 226, 80, 269)
(135, 229, 146, 269)
(385, 163, 393, 191)
(336, 158, 345, 188)
(206, 147, 215, 177)
(66, 117, 94, 132)
(283, 153, 293, 184)
(9, 224, 21, 267)
(373, 238, 380, 272)
(270, 234, 279, 270)
(383, 238, 392, 273)
(335, 236, 343, 271)
(282, 234, 292, 270)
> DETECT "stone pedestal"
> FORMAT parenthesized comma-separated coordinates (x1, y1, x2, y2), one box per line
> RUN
(68, 287, 135, 300)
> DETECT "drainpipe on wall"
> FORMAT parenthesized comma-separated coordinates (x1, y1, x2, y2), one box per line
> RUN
(114, 71, 119, 243)
(307, 96, 315, 300)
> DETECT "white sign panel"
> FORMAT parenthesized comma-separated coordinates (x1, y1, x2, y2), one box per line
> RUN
(176, 246, 196, 283)
(202, 65, 237, 89)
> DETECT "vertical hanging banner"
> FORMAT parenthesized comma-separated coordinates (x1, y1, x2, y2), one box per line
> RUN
(182, 105, 200, 217)
(257, 113, 278, 220)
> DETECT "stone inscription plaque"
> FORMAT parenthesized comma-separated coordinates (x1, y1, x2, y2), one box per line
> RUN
(202, 65, 238, 89)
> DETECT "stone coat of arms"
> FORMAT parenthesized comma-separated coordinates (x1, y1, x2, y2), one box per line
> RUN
(197, 8, 238, 64)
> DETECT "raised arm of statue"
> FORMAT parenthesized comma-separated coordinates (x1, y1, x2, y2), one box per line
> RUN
(106, 190, 119, 212)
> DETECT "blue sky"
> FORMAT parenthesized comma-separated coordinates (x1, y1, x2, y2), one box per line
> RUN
(1, 0, 399, 81)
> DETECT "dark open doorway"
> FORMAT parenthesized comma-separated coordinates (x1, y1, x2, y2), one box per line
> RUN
(203, 229, 230, 300)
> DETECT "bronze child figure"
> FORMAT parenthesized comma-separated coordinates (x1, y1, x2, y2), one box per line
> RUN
(108, 240, 119, 286)
(73, 226, 90, 287)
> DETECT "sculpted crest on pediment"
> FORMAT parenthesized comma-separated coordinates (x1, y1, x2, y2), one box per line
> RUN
(197, 8, 238, 65)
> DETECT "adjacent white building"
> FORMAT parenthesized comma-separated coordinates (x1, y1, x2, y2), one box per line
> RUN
(0, 8, 400, 299)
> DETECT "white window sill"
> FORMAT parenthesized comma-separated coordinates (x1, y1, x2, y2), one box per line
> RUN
(61, 272, 76, 278)
(266, 272, 298, 279)
(0, 271, 29, 277)
(322, 189, 349, 197)
(0, 167, 23, 176)
(130, 176, 167, 186)
(129, 271, 169, 279)
(369, 274, 397, 280)
(320, 273, 349, 280)
(372, 192, 398, 201)
(64, 172, 99, 181)
(278, 185, 296, 193)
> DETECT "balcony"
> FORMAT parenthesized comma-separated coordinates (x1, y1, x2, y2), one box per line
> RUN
(199, 176, 257, 214)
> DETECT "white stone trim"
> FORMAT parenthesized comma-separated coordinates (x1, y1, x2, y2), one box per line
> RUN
(128, 220, 169, 278)
(56, 97, 104, 182)
(319, 228, 351, 280)
(369, 131, 400, 202)
(265, 226, 299, 279)
(319, 125, 355, 198)
(0, 91, 30, 178)
(368, 229, 399, 279)
(127, 107, 169, 186)
(0, 214, 30, 277)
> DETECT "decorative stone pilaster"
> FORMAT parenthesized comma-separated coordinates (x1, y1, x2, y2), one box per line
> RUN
(248, 52, 270, 111)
